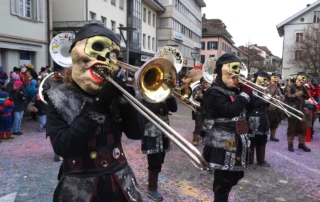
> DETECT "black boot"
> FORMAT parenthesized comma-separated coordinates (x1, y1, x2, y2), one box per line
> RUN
(214, 191, 230, 202)
(288, 144, 294, 152)
(298, 144, 311, 152)
(249, 147, 255, 164)
(256, 146, 270, 167)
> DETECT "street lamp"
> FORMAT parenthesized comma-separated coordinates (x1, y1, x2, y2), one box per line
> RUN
(118, 26, 137, 79)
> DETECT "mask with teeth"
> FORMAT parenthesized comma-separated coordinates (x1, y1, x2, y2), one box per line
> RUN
(71, 36, 120, 95)
(221, 63, 239, 88)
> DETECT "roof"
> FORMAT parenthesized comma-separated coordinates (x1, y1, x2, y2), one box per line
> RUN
(202, 17, 234, 44)
(195, 0, 206, 7)
(276, 0, 320, 36)
(258, 46, 272, 54)
(142, 0, 165, 12)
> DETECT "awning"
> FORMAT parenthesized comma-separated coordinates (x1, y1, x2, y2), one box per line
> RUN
(0, 41, 42, 52)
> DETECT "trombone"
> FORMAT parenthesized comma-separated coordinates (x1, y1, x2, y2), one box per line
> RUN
(234, 76, 305, 121)
(116, 47, 208, 171)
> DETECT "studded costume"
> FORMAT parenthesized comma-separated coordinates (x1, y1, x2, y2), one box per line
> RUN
(46, 23, 143, 202)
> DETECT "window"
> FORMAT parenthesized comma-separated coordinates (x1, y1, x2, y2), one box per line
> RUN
(201, 55, 205, 64)
(111, 0, 116, 6)
(295, 50, 302, 61)
(111, 20, 116, 32)
(148, 11, 151, 25)
(148, 36, 151, 50)
(119, 24, 123, 41)
(143, 34, 146, 48)
(201, 42, 205, 50)
(143, 8, 146, 22)
(90, 12, 96, 20)
(119, 0, 124, 9)
(209, 54, 215, 58)
(207, 41, 218, 50)
(152, 37, 155, 50)
(101, 16, 106, 26)
(152, 14, 156, 27)
(314, 11, 320, 23)
(19, 0, 32, 18)
(296, 33, 303, 43)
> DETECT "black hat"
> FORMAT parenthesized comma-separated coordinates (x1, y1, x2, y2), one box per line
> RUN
(297, 72, 309, 77)
(215, 53, 241, 75)
(69, 23, 120, 52)
(253, 70, 270, 79)
(271, 72, 281, 78)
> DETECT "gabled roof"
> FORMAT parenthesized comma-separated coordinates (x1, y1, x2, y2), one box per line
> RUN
(202, 17, 234, 44)
(258, 46, 272, 55)
(276, 0, 320, 37)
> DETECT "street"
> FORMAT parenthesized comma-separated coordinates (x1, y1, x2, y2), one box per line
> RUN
(0, 102, 320, 202)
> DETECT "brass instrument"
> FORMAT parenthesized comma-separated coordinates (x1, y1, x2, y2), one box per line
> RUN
(115, 47, 208, 170)
(280, 82, 286, 89)
(235, 76, 305, 121)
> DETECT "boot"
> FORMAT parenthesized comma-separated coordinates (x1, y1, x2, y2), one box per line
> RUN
(214, 191, 230, 202)
(147, 172, 163, 201)
(5, 132, 13, 139)
(0, 132, 4, 139)
(270, 129, 279, 142)
(249, 147, 255, 164)
(192, 133, 199, 146)
(298, 144, 311, 152)
(256, 146, 270, 167)
(288, 144, 294, 152)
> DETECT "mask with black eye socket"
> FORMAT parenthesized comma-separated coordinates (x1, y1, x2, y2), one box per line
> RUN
(71, 36, 120, 95)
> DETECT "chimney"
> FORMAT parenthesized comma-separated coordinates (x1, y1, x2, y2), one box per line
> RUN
(307, 4, 310, 7)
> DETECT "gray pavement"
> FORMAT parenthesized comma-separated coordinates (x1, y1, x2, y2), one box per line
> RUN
(0, 103, 320, 202)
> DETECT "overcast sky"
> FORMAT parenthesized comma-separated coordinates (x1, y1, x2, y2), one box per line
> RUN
(202, 0, 316, 57)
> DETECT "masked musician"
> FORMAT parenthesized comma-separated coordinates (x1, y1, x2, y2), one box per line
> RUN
(202, 53, 251, 202)
(247, 70, 271, 167)
(266, 72, 284, 142)
(46, 23, 143, 201)
(191, 77, 208, 146)
(141, 97, 177, 201)
(284, 72, 311, 152)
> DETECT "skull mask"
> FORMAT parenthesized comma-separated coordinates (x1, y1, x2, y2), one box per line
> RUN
(70, 23, 121, 95)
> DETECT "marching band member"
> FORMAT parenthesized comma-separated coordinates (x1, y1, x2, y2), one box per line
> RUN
(247, 70, 271, 167)
(284, 72, 311, 152)
(202, 53, 251, 202)
(266, 72, 284, 142)
(141, 96, 177, 201)
(191, 77, 208, 146)
(46, 23, 143, 201)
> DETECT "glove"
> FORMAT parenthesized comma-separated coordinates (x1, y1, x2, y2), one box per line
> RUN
(239, 83, 253, 96)
(93, 76, 127, 112)
(295, 91, 304, 99)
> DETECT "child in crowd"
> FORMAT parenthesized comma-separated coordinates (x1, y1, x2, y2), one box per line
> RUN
(10, 80, 26, 135)
(34, 92, 46, 132)
(0, 91, 14, 140)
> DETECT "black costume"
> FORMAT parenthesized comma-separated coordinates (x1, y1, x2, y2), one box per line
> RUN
(141, 97, 177, 199)
(46, 23, 143, 202)
(202, 53, 250, 202)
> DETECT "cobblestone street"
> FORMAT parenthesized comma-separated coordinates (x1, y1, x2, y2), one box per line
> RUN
(0, 102, 320, 202)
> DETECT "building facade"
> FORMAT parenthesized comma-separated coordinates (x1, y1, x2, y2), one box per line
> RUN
(0, 0, 50, 74)
(277, 1, 320, 79)
(157, 0, 206, 77)
(200, 15, 234, 65)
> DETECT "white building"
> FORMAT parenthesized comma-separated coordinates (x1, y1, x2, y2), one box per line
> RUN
(52, 0, 127, 54)
(140, 0, 164, 64)
(157, 0, 206, 76)
(277, 1, 320, 78)
(0, 0, 49, 74)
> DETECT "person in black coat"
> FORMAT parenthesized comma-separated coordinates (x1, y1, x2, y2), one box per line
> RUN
(141, 96, 177, 201)
(202, 53, 251, 202)
(46, 23, 143, 202)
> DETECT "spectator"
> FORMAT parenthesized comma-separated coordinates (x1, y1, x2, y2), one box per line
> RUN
(19, 67, 30, 87)
(34, 92, 46, 132)
(39, 67, 46, 75)
(5, 73, 20, 93)
(10, 80, 26, 135)
(45, 66, 52, 74)
(26, 79, 38, 121)
(0, 66, 8, 83)
(0, 91, 14, 140)
(0, 80, 5, 91)
(26, 64, 38, 81)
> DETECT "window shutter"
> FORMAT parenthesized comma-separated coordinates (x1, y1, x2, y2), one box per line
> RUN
(10, 0, 19, 15)
(37, 0, 44, 22)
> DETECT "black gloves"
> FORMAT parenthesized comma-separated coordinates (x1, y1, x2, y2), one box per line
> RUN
(92, 77, 128, 112)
